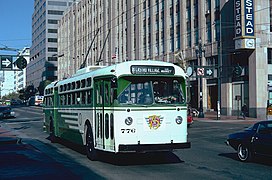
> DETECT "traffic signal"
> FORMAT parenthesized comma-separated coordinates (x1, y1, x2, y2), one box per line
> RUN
(16, 56, 27, 70)
(233, 65, 242, 77)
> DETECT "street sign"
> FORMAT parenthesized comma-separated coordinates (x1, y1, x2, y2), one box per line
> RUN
(197, 68, 205, 76)
(205, 68, 213, 76)
(0, 55, 12, 70)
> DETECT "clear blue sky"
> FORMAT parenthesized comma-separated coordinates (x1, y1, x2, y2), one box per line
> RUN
(0, 0, 33, 54)
(0, 0, 33, 96)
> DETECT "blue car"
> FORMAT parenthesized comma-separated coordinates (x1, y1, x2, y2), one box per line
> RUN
(226, 121, 272, 162)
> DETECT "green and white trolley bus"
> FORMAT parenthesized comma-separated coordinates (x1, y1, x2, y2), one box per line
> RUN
(43, 60, 191, 160)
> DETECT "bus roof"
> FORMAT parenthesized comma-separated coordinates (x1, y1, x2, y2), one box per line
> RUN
(92, 60, 187, 78)
(46, 60, 187, 89)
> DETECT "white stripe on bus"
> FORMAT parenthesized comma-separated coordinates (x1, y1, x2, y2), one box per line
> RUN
(68, 125, 79, 130)
(61, 114, 78, 119)
(65, 120, 78, 125)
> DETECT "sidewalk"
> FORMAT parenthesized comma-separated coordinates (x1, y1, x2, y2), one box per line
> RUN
(0, 124, 18, 145)
(193, 111, 261, 123)
(0, 124, 80, 179)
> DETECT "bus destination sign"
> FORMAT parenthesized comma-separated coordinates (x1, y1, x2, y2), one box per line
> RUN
(131, 65, 175, 75)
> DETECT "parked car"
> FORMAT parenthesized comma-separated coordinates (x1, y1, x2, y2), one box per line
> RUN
(226, 121, 272, 162)
(0, 106, 16, 119)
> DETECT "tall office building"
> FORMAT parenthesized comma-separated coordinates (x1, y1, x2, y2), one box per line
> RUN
(58, 0, 272, 119)
(27, 0, 75, 89)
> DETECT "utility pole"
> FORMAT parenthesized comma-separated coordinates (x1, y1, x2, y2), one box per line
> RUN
(195, 39, 205, 118)
(217, 7, 222, 120)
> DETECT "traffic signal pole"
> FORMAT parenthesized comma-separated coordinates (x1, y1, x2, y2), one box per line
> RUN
(217, 8, 222, 120)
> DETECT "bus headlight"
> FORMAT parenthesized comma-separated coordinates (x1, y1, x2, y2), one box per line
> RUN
(125, 117, 133, 126)
(175, 116, 183, 124)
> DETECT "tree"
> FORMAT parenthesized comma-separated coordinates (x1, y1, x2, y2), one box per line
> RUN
(25, 85, 37, 100)
(18, 88, 26, 101)
(38, 80, 52, 95)
(2, 92, 19, 101)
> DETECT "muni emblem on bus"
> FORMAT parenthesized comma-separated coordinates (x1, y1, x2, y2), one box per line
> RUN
(145, 115, 164, 130)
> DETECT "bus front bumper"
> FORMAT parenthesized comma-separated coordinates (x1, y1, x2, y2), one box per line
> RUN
(118, 142, 191, 153)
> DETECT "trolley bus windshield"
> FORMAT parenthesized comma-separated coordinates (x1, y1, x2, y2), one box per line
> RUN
(117, 77, 185, 105)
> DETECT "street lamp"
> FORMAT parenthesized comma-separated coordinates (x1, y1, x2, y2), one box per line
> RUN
(195, 38, 205, 118)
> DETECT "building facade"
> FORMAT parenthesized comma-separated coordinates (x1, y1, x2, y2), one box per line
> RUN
(27, 0, 74, 89)
(57, 0, 272, 119)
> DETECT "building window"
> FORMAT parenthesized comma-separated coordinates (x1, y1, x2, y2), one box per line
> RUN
(187, 32, 191, 47)
(48, 57, 57, 61)
(268, 48, 272, 64)
(48, 19, 58, 24)
(48, 10, 64, 15)
(215, 20, 220, 41)
(194, 30, 199, 45)
(206, 22, 212, 43)
(48, 1, 67, 6)
(270, 0, 272, 32)
(48, 47, 57, 52)
(176, 24, 180, 49)
(215, 0, 220, 9)
(48, 38, 57, 43)
(48, 29, 58, 33)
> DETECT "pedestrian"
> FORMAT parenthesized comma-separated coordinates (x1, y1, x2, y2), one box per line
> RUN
(241, 104, 248, 119)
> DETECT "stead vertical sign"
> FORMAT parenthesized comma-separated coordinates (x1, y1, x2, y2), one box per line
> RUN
(234, 0, 254, 38)
(244, 0, 254, 36)
(235, 0, 242, 37)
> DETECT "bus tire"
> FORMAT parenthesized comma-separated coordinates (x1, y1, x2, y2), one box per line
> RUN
(86, 123, 98, 161)
(49, 120, 57, 143)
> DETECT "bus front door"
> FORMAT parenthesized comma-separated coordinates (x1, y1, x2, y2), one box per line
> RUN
(94, 79, 115, 152)
(94, 80, 104, 150)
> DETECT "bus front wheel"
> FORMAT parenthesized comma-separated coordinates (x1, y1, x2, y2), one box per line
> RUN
(86, 123, 98, 161)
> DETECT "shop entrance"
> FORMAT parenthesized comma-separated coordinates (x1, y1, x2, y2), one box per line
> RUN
(207, 85, 218, 111)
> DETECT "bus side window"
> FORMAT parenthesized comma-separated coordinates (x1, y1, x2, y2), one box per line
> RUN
(111, 88, 117, 104)
(68, 93, 71, 105)
(60, 95, 63, 105)
(105, 83, 109, 105)
(99, 83, 103, 105)
(96, 87, 100, 105)
(76, 92, 80, 104)
(73, 94, 76, 104)
(63, 95, 66, 105)
(82, 91, 86, 104)
(87, 90, 92, 104)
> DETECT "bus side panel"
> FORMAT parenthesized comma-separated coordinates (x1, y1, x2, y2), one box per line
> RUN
(57, 108, 85, 145)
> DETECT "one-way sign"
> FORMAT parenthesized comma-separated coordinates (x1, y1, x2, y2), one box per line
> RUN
(205, 68, 213, 76)
(0, 55, 12, 69)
